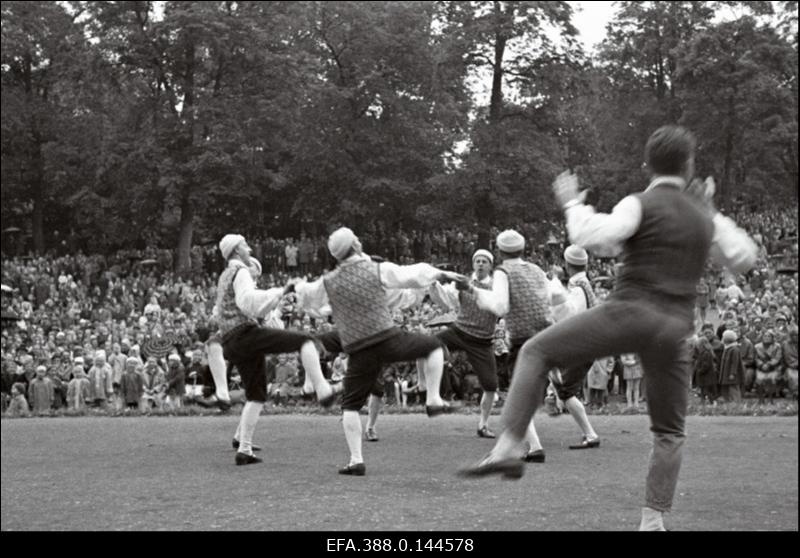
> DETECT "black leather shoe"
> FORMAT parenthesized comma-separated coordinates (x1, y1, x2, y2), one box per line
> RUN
(232, 439, 262, 452)
(568, 436, 600, 450)
(477, 426, 496, 439)
(457, 456, 524, 480)
(338, 463, 366, 476)
(522, 449, 546, 463)
(365, 428, 379, 442)
(235, 452, 263, 466)
(425, 401, 462, 417)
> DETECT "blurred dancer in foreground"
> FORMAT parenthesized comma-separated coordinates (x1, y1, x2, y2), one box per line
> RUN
(459, 126, 757, 531)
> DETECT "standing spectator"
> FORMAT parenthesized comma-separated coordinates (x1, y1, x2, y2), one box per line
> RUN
(48, 354, 70, 409)
(694, 334, 718, 402)
(696, 277, 709, 325)
(108, 343, 126, 410)
(28, 365, 54, 414)
(755, 330, 783, 404)
(621, 353, 643, 410)
(586, 357, 611, 408)
(164, 353, 185, 410)
(66, 365, 91, 411)
(5, 383, 29, 416)
(298, 234, 315, 276)
(718, 330, 744, 402)
(285, 239, 299, 274)
(783, 325, 798, 400)
(738, 325, 757, 394)
(120, 357, 144, 410)
(87, 350, 112, 409)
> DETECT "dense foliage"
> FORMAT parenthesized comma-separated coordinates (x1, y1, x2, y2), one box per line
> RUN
(2, 1, 797, 269)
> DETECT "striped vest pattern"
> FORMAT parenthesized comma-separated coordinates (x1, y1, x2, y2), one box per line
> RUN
(455, 279, 498, 340)
(215, 263, 257, 338)
(324, 259, 397, 352)
(498, 260, 552, 343)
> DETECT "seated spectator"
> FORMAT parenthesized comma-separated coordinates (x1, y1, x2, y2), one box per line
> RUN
(755, 330, 783, 404)
(141, 356, 166, 410)
(5, 382, 29, 417)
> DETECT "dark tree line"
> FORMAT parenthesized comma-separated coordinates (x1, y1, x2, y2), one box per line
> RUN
(2, 1, 797, 269)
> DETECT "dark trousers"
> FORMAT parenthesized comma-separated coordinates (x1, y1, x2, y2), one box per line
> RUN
(222, 325, 313, 402)
(340, 331, 441, 411)
(437, 327, 497, 392)
(502, 295, 693, 512)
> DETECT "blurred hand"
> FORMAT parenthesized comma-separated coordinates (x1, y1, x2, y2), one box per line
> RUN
(552, 171, 586, 209)
(437, 271, 462, 284)
(454, 275, 472, 291)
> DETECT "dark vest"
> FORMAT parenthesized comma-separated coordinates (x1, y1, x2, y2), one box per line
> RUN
(614, 184, 714, 310)
(497, 260, 552, 344)
(324, 258, 398, 353)
(454, 278, 497, 340)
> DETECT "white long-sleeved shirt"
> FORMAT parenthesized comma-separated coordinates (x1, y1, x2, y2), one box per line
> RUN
(565, 176, 758, 273)
(428, 272, 492, 313)
(295, 253, 442, 317)
(472, 259, 570, 318)
(228, 260, 284, 319)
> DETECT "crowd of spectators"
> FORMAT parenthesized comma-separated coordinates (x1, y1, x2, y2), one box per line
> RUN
(1, 207, 797, 416)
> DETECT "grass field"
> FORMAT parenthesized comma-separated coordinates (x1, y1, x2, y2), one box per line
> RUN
(1, 413, 797, 531)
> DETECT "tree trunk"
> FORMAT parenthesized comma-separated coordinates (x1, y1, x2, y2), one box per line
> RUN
(175, 33, 196, 276)
(31, 142, 45, 254)
(489, 34, 506, 124)
(175, 188, 194, 275)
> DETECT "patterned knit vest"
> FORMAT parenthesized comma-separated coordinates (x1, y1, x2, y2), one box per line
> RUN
(615, 184, 713, 311)
(215, 263, 257, 338)
(497, 260, 552, 344)
(454, 278, 498, 340)
(324, 259, 397, 353)
(570, 272, 597, 309)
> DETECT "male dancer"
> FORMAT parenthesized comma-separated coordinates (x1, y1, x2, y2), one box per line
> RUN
(295, 227, 462, 476)
(458, 229, 568, 462)
(550, 245, 601, 449)
(424, 248, 501, 438)
(459, 126, 757, 531)
(214, 234, 336, 465)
